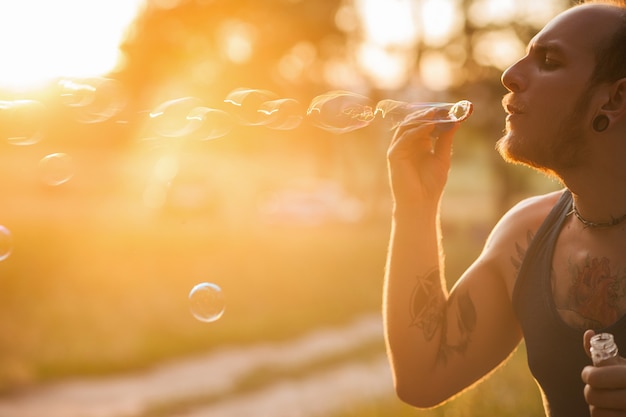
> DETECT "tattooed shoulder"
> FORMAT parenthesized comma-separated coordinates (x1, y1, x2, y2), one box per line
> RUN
(511, 230, 535, 274)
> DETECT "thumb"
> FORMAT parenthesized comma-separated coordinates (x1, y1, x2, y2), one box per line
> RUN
(583, 329, 596, 359)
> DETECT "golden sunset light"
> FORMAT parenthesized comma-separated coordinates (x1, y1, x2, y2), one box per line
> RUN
(420, 0, 460, 46)
(354, 0, 459, 89)
(0, 0, 576, 415)
(0, 0, 144, 91)
(353, 0, 557, 91)
(355, 0, 420, 47)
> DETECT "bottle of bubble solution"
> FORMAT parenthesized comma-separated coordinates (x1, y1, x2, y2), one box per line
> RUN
(590, 333, 620, 366)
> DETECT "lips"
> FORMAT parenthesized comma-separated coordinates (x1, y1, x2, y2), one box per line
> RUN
(502, 94, 526, 116)
(506, 104, 524, 115)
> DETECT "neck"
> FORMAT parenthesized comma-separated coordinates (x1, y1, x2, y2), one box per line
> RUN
(569, 191, 626, 229)
(570, 201, 626, 228)
(561, 169, 626, 228)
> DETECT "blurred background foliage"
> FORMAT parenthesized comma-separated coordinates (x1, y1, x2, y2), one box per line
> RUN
(0, 0, 566, 404)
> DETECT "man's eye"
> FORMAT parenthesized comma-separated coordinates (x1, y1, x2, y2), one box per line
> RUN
(540, 55, 560, 70)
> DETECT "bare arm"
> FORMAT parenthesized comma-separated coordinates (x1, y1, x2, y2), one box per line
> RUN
(383, 121, 543, 407)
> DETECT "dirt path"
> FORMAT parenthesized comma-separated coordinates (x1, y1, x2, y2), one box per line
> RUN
(0, 314, 392, 417)
(176, 355, 392, 417)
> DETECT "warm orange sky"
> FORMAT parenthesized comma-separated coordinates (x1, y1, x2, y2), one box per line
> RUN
(0, 0, 564, 93)
(0, 0, 144, 91)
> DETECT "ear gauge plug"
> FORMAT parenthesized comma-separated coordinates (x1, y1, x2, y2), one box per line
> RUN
(590, 333, 619, 366)
(592, 114, 609, 132)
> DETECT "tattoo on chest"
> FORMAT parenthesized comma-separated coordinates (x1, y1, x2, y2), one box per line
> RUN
(562, 256, 626, 328)
(409, 268, 477, 362)
(511, 230, 535, 274)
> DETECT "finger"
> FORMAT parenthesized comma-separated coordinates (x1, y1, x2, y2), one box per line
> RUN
(389, 123, 436, 156)
(584, 329, 596, 359)
(433, 122, 460, 161)
(587, 405, 626, 417)
(399, 107, 443, 128)
(582, 365, 626, 388)
(584, 385, 626, 411)
(392, 119, 436, 144)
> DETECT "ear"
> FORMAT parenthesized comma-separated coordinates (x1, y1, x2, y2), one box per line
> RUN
(601, 77, 626, 119)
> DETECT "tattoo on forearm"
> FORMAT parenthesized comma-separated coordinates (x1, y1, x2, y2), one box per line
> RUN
(409, 268, 444, 341)
(439, 291, 477, 362)
(409, 268, 477, 362)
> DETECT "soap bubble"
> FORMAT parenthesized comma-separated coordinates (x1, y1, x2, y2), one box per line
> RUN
(149, 97, 205, 138)
(0, 226, 13, 262)
(189, 282, 225, 322)
(39, 153, 74, 186)
(0, 100, 47, 145)
(223, 88, 304, 130)
(185, 107, 234, 140)
(376, 99, 473, 130)
(258, 98, 304, 130)
(59, 77, 126, 123)
(307, 91, 375, 134)
(224, 88, 280, 126)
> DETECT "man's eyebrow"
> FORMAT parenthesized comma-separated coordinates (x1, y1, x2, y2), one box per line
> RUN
(526, 41, 565, 56)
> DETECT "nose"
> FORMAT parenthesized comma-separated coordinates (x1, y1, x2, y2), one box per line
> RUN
(501, 58, 526, 93)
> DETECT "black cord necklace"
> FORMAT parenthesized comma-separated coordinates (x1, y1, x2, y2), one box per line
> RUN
(570, 203, 626, 228)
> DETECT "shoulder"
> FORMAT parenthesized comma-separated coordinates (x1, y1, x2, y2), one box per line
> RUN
(478, 189, 567, 289)
(498, 189, 566, 231)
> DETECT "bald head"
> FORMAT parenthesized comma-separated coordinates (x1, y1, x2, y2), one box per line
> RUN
(572, 2, 626, 85)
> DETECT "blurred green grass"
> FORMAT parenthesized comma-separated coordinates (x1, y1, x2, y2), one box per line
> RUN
(0, 203, 546, 416)
(0, 136, 557, 417)
(0, 215, 391, 390)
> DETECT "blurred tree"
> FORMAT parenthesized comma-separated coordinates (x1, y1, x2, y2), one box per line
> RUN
(114, 0, 354, 196)
(339, 0, 570, 216)
(113, 0, 570, 217)
(117, 0, 347, 114)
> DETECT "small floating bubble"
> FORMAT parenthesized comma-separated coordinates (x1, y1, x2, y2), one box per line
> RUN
(0, 100, 47, 146)
(0, 226, 13, 262)
(39, 153, 74, 186)
(189, 282, 225, 323)
(59, 77, 126, 123)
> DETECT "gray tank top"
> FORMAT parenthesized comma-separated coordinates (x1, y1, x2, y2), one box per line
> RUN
(512, 190, 626, 417)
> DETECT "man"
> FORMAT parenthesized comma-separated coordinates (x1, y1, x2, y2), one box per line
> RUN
(383, 1, 626, 416)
